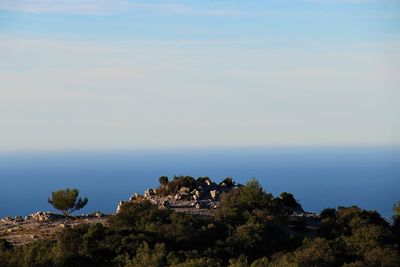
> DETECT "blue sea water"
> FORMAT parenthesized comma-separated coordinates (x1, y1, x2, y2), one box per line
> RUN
(0, 147, 399, 218)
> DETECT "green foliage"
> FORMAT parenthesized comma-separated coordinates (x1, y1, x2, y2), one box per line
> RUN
(108, 200, 171, 231)
(270, 237, 343, 267)
(0, 238, 12, 251)
(48, 188, 88, 217)
(278, 192, 302, 210)
(159, 176, 169, 186)
(215, 178, 275, 225)
(171, 257, 221, 267)
(228, 254, 248, 267)
(125, 241, 166, 267)
(363, 246, 400, 267)
(158, 176, 197, 195)
(319, 206, 389, 240)
(250, 257, 270, 267)
(320, 208, 337, 219)
(0, 240, 56, 267)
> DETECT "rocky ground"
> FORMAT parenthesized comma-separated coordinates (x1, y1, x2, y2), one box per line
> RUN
(0, 212, 108, 246)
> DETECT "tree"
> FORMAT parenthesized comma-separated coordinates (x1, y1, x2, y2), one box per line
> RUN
(48, 188, 88, 217)
(159, 176, 169, 186)
(279, 192, 302, 210)
(393, 201, 400, 218)
(221, 177, 234, 187)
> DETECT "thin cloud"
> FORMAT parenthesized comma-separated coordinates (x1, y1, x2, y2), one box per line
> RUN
(0, 0, 241, 16)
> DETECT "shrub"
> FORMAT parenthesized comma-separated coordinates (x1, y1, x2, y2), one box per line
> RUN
(108, 200, 171, 231)
(125, 241, 166, 267)
(215, 179, 274, 224)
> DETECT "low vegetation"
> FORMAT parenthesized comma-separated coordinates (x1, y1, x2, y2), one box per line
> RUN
(1, 177, 399, 267)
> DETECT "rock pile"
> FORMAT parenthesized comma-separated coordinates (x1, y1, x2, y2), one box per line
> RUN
(27, 212, 64, 222)
(115, 177, 242, 214)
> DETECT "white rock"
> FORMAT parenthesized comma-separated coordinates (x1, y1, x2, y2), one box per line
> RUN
(116, 201, 126, 214)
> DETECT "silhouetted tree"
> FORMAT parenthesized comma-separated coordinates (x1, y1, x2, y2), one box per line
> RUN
(159, 176, 169, 187)
(48, 188, 88, 217)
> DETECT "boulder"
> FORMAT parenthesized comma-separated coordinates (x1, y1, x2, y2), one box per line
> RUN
(175, 193, 191, 200)
(129, 193, 140, 201)
(194, 201, 206, 209)
(210, 190, 219, 200)
(144, 188, 156, 198)
(116, 201, 126, 214)
(1, 217, 12, 223)
(194, 190, 202, 198)
(179, 186, 190, 194)
(30, 211, 61, 222)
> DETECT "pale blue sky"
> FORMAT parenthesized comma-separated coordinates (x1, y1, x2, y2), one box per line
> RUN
(0, 0, 399, 151)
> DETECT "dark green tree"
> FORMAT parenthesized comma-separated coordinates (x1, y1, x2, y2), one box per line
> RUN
(392, 201, 400, 247)
(393, 201, 400, 218)
(159, 176, 169, 186)
(48, 188, 88, 217)
(279, 192, 302, 210)
(221, 177, 234, 187)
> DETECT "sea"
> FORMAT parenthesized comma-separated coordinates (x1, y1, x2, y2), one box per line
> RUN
(0, 147, 399, 218)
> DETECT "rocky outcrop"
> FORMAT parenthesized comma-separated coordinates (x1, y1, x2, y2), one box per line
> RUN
(115, 177, 242, 216)
(144, 188, 156, 198)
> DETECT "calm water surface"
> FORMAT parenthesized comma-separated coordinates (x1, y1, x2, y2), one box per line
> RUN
(0, 147, 399, 217)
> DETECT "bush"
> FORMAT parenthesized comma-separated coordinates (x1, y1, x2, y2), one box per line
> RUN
(271, 238, 343, 267)
(125, 241, 166, 267)
(278, 192, 302, 212)
(221, 177, 234, 187)
(250, 257, 270, 267)
(108, 200, 171, 232)
(215, 179, 275, 224)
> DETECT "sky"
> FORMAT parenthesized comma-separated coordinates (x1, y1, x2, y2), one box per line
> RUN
(0, 0, 399, 151)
